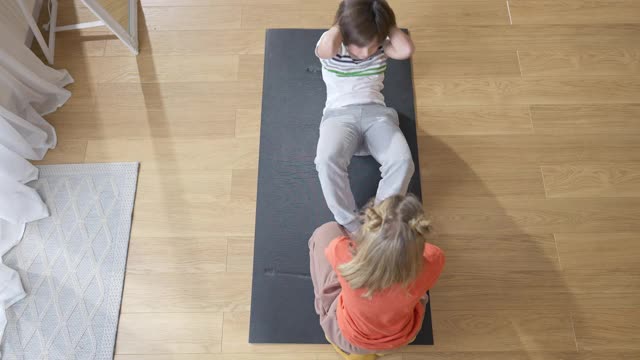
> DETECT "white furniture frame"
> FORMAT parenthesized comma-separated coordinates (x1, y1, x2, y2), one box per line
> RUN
(17, 0, 138, 64)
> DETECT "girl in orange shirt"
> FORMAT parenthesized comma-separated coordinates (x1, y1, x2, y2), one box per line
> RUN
(309, 194, 445, 360)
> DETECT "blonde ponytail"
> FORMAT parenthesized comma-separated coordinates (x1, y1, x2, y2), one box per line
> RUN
(409, 216, 432, 237)
(363, 207, 383, 232)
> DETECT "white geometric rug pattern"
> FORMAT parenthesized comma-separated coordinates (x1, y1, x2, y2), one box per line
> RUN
(1, 163, 138, 360)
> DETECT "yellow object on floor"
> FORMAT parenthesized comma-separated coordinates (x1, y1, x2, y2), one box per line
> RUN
(327, 338, 379, 360)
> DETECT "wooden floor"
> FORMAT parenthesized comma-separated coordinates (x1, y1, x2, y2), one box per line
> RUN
(35, 0, 640, 359)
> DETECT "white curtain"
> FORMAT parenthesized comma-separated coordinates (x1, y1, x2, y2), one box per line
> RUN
(0, 17, 73, 342)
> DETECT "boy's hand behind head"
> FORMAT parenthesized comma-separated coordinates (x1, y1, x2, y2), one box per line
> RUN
(335, 0, 396, 53)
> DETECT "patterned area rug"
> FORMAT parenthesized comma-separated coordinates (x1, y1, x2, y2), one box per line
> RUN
(1, 163, 138, 359)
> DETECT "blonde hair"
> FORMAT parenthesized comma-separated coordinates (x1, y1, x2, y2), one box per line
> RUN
(338, 194, 432, 297)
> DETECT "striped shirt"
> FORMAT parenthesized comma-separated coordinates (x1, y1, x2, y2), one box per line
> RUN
(316, 31, 387, 111)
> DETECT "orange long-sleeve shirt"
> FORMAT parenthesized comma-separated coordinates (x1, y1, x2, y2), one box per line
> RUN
(325, 236, 445, 350)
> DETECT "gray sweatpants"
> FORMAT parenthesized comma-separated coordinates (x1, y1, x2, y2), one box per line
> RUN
(315, 104, 415, 233)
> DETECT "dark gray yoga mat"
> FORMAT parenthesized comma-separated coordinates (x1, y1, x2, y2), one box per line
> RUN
(249, 29, 432, 345)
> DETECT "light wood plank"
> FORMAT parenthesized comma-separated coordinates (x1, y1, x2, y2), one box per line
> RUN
(54, 0, 82, 7)
(436, 272, 639, 310)
(130, 199, 255, 237)
(404, 352, 640, 360)
(311, 354, 343, 360)
(423, 177, 546, 199)
(116, 354, 325, 360)
(573, 309, 640, 350)
(97, 0, 129, 30)
(411, 25, 640, 51)
(231, 169, 257, 202)
(415, 77, 640, 106)
(531, 104, 640, 135)
(413, 52, 520, 78)
(135, 169, 232, 204)
(578, 354, 640, 360)
(419, 135, 640, 168)
(433, 269, 571, 310)
(519, 49, 640, 76)
(54, 82, 97, 113)
(140, 0, 240, 5)
(46, 108, 237, 140)
(54, 0, 129, 31)
(221, 312, 333, 353)
(321, 354, 402, 360)
(235, 108, 261, 138)
(239, 0, 509, 28)
(84, 135, 257, 237)
(141, 6, 242, 31)
(31, 32, 107, 58)
(542, 164, 640, 198)
(421, 143, 549, 197)
(237, 55, 263, 82)
(226, 236, 253, 272)
(54, 1, 127, 34)
(55, 55, 238, 83)
(569, 292, 640, 310)
(121, 272, 251, 312)
(417, 105, 533, 135)
(567, 267, 640, 309)
(395, 0, 509, 26)
(509, 0, 640, 25)
(140, 0, 337, 4)
(93, 81, 261, 111)
(55, 56, 129, 82)
(436, 267, 640, 310)
(127, 236, 228, 274)
(431, 233, 584, 313)
(240, 4, 335, 28)
(141, 0, 328, 4)
(438, 234, 560, 272)
(421, 153, 544, 182)
(105, 30, 265, 56)
(314, 355, 340, 360)
(116, 313, 223, 354)
(56, 5, 100, 29)
(564, 269, 640, 299)
(426, 197, 640, 234)
(45, 12, 640, 54)
(555, 233, 640, 271)
(319, 354, 402, 360)
(423, 165, 545, 197)
(407, 310, 576, 351)
(32, 141, 88, 165)
(84, 138, 258, 170)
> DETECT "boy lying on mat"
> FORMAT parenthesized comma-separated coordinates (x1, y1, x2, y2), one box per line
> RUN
(312, 1, 445, 359)
(314, 0, 415, 235)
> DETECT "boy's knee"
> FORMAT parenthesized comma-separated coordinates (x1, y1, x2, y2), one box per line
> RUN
(310, 222, 344, 248)
(385, 157, 414, 177)
(315, 151, 348, 171)
(403, 157, 415, 176)
(317, 222, 343, 237)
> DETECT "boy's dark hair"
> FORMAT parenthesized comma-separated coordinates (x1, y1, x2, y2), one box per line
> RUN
(335, 0, 397, 47)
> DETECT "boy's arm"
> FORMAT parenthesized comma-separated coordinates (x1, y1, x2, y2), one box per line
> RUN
(383, 26, 415, 60)
(316, 25, 343, 59)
